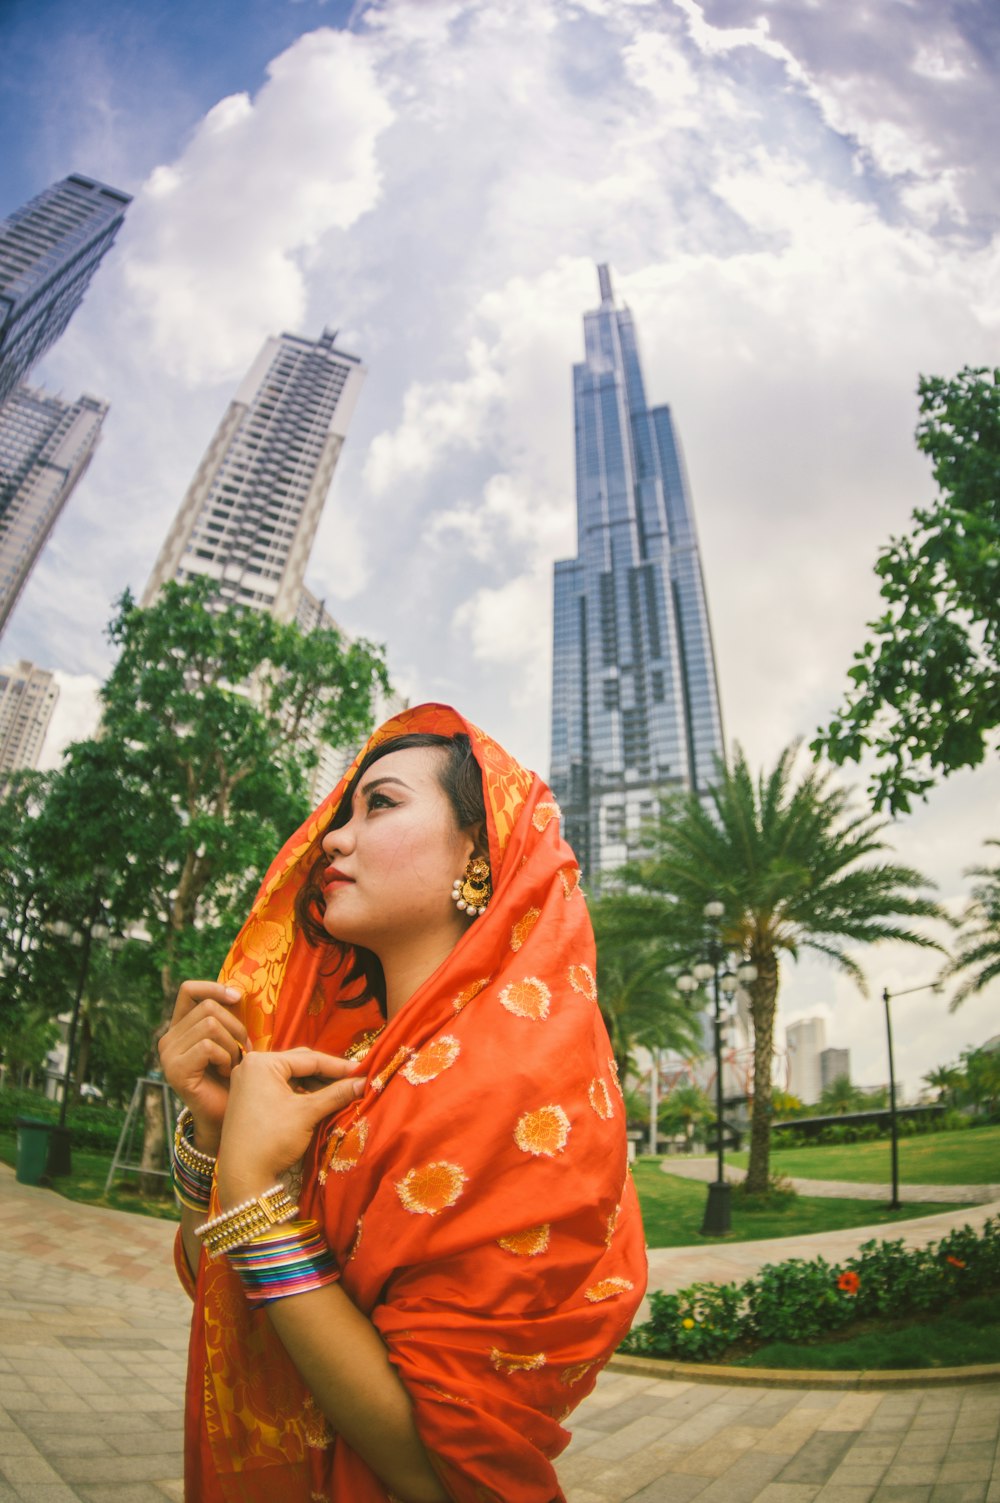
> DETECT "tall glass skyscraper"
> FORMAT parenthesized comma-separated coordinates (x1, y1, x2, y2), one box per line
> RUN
(0, 387, 108, 636)
(550, 266, 724, 877)
(142, 329, 365, 622)
(0, 175, 131, 409)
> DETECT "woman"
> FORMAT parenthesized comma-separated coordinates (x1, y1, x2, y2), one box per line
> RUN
(160, 703, 646, 1503)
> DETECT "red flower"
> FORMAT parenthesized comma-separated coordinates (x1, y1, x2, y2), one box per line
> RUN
(837, 1271, 860, 1295)
(946, 1255, 966, 1269)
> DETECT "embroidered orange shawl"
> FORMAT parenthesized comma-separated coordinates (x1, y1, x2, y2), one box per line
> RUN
(180, 704, 647, 1502)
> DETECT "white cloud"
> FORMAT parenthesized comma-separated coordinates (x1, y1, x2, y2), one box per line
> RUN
(123, 29, 394, 384)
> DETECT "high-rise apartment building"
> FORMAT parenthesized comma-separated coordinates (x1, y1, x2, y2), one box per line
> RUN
(820, 1046, 851, 1093)
(0, 659, 58, 784)
(786, 1016, 826, 1106)
(0, 174, 131, 409)
(550, 266, 724, 876)
(0, 386, 108, 635)
(142, 329, 365, 621)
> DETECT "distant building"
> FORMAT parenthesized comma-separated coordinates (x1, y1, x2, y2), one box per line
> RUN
(0, 386, 108, 635)
(143, 329, 382, 784)
(785, 1016, 826, 1105)
(550, 265, 724, 877)
(142, 328, 365, 623)
(0, 174, 130, 409)
(820, 1046, 851, 1093)
(0, 658, 58, 783)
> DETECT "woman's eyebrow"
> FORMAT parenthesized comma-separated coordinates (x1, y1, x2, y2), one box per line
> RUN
(360, 775, 414, 796)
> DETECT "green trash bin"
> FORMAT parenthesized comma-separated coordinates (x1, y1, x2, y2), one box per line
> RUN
(14, 1117, 54, 1186)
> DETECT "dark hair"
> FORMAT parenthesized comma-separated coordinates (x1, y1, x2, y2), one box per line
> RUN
(294, 732, 487, 1014)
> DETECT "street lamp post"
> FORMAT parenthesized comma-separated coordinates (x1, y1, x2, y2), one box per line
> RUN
(881, 979, 941, 1211)
(677, 900, 757, 1237)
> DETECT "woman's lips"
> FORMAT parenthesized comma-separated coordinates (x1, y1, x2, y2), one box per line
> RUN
(323, 865, 354, 891)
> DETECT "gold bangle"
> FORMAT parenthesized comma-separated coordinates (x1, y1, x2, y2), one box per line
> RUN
(195, 1185, 299, 1259)
(174, 1108, 217, 1174)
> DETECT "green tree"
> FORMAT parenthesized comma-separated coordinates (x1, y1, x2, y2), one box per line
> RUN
(940, 839, 1000, 1009)
(613, 744, 943, 1193)
(589, 894, 703, 1083)
(658, 1082, 713, 1146)
(962, 1044, 1000, 1119)
(923, 1062, 964, 1106)
(816, 1076, 885, 1115)
(5, 579, 391, 1182)
(814, 366, 1000, 813)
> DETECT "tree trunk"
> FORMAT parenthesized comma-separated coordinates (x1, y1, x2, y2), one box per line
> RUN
(745, 950, 779, 1194)
(138, 1077, 168, 1198)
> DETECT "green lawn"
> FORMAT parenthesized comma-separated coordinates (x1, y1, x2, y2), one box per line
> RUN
(633, 1161, 972, 1248)
(728, 1124, 1000, 1186)
(0, 1132, 180, 1222)
(737, 1293, 1000, 1370)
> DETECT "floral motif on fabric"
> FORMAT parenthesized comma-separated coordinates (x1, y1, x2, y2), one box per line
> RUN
(514, 1105, 571, 1157)
(588, 1078, 614, 1121)
(452, 976, 491, 1012)
(560, 865, 582, 900)
(605, 1203, 622, 1247)
(396, 1161, 468, 1216)
(346, 1216, 363, 1261)
(531, 801, 561, 832)
(489, 1348, 547, 1374)
(401, 1035, 461, 1085)
(584, 1277, 635, 1303)
(300, 1393, 334, 1449)
(509, 908, 541, 952)
(497, 1224, 551, 1257)
(234, 916, 294, 1015)
(318, 1118, 369, 1182)
(608, 1056, 624, 1097)
(307, 982, 327, 1017)
(498, 977, 551, 1022)
(371, 1045, 413, 1092)
(560, 1361, 596, 1387)
(568, 963, 597, 1000)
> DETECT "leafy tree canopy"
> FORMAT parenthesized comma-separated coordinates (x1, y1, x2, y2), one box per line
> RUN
(814, 366, 1000, 813)
(940, 838, 1000, 1010)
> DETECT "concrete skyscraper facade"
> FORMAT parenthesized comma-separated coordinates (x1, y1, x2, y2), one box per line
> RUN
(0, 387, 108, 636)
(0, 174, 130, 409)
(0, 659, 58, 786)
(550, 266, 724, 876)
(142, 329, 365, 621)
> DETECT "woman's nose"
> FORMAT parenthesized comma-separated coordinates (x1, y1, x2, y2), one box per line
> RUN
(322, 823, 354, 857)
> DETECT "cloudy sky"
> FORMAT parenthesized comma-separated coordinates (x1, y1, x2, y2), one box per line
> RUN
(2, 0, 998, 1099)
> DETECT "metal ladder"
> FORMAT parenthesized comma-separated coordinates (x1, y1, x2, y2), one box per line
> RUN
(104, 1074, 177, 1196)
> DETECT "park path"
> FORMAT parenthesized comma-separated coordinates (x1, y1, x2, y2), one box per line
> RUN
(659, 1154, 1000, 1205)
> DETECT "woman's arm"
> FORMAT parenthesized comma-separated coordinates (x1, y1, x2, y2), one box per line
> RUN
(216, 1049, 449, 1503)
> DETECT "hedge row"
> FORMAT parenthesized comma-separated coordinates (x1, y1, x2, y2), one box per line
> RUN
(0, 1086, 128, 1153)
(773, 1110, 970, 1148)
(621, 1217, 1000, 1362)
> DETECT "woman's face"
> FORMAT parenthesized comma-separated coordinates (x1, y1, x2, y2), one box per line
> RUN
(319, 746, 478, 956)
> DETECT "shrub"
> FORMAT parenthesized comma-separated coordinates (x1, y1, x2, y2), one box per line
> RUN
(621, 1216, 1000, 1362)
(0, 1085, 128, 1153)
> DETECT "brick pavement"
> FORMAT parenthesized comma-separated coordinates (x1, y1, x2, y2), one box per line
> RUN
(1, 1163, 997, 1503)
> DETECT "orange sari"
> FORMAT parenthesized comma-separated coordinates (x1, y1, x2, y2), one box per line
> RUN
(179, 704, 646, 1502)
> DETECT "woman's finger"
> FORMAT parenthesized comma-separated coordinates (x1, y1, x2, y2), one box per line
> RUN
(278, 1049, 364, 1083)
(169, 979, 245, 1030)
(295, 1076, 367, 1122)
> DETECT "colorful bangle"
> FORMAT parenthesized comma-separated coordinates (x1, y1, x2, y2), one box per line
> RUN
(226, 1219, 341, 1308)
(171, 1109, 215, 1212)
(195, 1185, 299, 1258)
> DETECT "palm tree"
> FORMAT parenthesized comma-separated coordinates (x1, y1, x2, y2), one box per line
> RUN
(941, 840, 1000, 1009)
(613, 743, 943, 1193)
(590, 897, 702, 1082)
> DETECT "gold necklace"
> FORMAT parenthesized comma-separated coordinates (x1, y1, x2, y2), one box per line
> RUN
(344, 1025, 386, 1062)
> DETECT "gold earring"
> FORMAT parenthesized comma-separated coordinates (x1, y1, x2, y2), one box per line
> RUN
(452, 856, 492, 918)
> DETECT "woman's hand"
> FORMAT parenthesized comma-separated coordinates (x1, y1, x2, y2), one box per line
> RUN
(158, 979, 249, 1153)
(216, 1049, 365, 1208)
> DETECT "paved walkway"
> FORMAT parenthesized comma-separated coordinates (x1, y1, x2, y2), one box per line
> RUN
(1, 1163, 998, 1503)
(659, 1156, 1000, 1206)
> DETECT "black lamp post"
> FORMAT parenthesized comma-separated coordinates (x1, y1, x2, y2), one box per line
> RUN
(677, 899, 757, 1237)
(881, 979, 940, 1211)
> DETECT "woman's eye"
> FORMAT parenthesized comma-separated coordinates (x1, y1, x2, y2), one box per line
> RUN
(367, 791, 397, 811)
